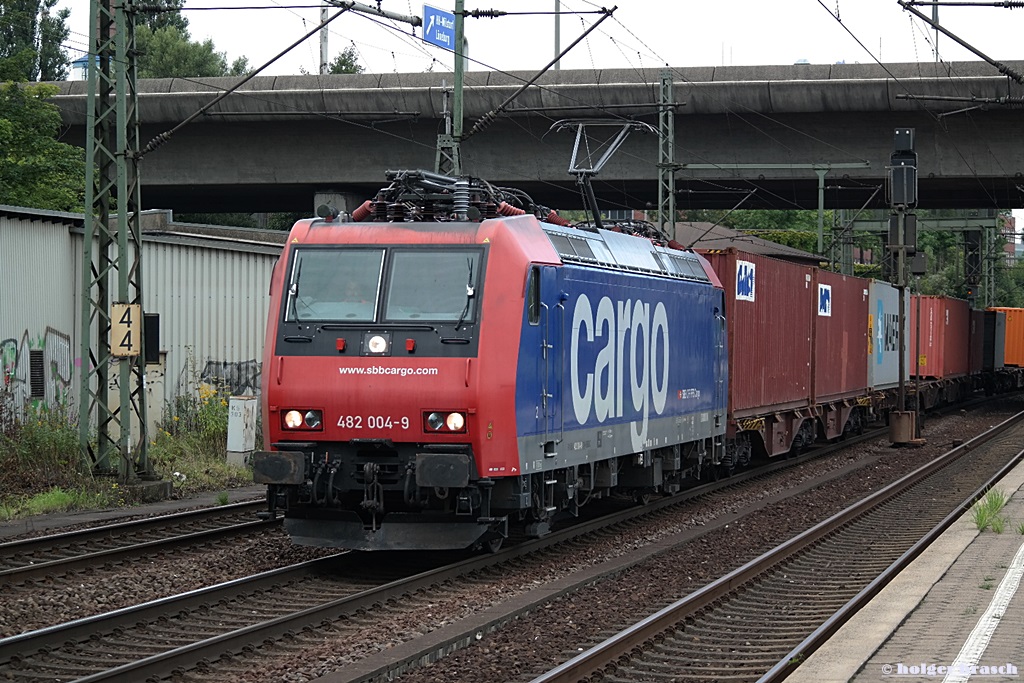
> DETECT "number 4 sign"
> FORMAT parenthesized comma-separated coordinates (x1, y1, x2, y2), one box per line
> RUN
(110, 303, 142, 357)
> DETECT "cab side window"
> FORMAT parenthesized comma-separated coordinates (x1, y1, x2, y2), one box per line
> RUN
(527, 268, 540, 325)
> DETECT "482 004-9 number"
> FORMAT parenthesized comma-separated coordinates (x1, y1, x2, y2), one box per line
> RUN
(336, 415, 410, 429)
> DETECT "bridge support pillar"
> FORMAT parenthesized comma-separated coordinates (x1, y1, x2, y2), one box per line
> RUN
(314, 190, 367, 216)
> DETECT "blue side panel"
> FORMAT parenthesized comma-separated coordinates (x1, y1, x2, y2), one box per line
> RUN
(515, 263, 725, 456)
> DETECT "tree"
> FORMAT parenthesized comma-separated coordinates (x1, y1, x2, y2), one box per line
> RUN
(328, 46, 364, 75)
(680, 208, 823, 253)
(136, 0, 189, 34)
(229, 57, 250, 76)
(0, 0, 70, 81)
(0, 82, 86, 211)
(135, 25, 235, 79)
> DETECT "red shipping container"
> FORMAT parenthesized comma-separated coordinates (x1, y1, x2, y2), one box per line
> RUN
(699, 249, 814, 418)
(813, 271, 869, 402)
(910, 295, 970, 379)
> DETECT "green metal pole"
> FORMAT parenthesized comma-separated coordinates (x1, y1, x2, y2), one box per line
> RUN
(452, 0, 465, 175)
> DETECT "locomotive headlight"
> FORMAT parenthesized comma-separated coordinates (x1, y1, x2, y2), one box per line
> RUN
(424, 411, 467, 433)
(367, 334, 389, 354)
(445, 412, 465, 431)
(282, 409, 323, 431)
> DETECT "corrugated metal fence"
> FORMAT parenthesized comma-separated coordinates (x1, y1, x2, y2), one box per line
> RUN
(2, 206, 283, 428)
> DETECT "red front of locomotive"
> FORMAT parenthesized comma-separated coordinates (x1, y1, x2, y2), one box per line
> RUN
(255, 213, 557, 550)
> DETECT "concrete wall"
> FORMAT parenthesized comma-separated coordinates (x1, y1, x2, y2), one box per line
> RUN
(47, 62, 1024, 212)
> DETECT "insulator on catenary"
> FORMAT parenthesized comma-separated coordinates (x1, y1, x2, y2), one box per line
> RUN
(351, 200, 373, 221)
(454, 179, 470, 220)
(496, 202, 572, 227)
(543, 210, 572, 227)
(496, 201, 526, 217)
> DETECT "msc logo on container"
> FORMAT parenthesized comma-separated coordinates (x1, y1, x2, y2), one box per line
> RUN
(736, 260, 755, 302)
(818, 284, 832, 317)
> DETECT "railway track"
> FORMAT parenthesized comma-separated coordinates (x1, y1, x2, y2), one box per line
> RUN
(527, 409, 1024, 683)
(0, 500, 273, 583)
(0, 419, 945, 683)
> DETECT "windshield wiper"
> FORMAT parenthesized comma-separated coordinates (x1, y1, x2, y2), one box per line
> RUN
(454, 257, 475, 330)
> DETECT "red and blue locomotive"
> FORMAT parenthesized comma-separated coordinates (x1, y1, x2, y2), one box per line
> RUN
(253, 170, 728, 550)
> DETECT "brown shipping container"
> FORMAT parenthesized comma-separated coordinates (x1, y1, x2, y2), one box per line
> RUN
(813, 271, 869, 402)
(910, 295, 970, 379)
(699, 249, 814, 418)
(988, 307, 1024, 367)
(968, 309, 985, 375)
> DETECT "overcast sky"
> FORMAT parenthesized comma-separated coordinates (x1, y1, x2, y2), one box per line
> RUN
(58, 0, 1024, 78)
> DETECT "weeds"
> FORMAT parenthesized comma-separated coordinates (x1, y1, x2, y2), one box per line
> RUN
(149, 378, 252, 496)
(0, 369, 253, 519)
(216, 491, 230, 506)
(973, 489, 1011, 532)
(0, 394, 88, 498)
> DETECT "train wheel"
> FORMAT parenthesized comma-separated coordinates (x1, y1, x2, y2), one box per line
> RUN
(484, 537, 504, 553)
(633, 490, 653, 505)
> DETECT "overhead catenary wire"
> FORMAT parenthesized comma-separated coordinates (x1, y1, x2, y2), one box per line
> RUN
(897, 0, 1024, 83)
(463, 5, 616, 140)
(138, 4, 352, 158)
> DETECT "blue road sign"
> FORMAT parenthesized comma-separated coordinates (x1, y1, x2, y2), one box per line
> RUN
(423, 5, 456, 51)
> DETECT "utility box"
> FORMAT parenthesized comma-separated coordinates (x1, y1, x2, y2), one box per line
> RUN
(227, 396, 258, 467)
(889, 411, 916, 445)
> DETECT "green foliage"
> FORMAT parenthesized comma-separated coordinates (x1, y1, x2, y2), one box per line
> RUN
(216, 491, 230, 505)
(0, 396, 83, 496)
(0, 82, 86, 211)
(267, 212, 307, 230)
(0, 0, 70, 81)
(328, 45, 364, 74)
(22, 487, 103, 514)
(136, 0, 189, 34)
(229, 56, 251, 76)
(131, 1, 250, 78)
(177, 212, 262, 228)
(136, 25, 236, 78)
(0, 371, 250, 517)
(148, 373, 252, 495)
(972, 489, 1010, 532)
(175, 211, 306, 230)
(680, 209, 826, 254)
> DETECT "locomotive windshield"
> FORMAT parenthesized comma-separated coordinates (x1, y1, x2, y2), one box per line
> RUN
(283, 246, 482, 324)
(384, 249, 481, 323)
(285, 248, 384, 322)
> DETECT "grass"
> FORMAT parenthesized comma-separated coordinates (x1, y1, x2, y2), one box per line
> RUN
(0, 381, 254, 521)
(972, 488, 1011, 532)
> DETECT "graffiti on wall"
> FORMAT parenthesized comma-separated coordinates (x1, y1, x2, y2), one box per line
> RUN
(196, 359, 262, 397)
(1, 327, 74, 416)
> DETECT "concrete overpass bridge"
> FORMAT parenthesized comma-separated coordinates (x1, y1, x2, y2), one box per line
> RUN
(51, 61, 1024, 214)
